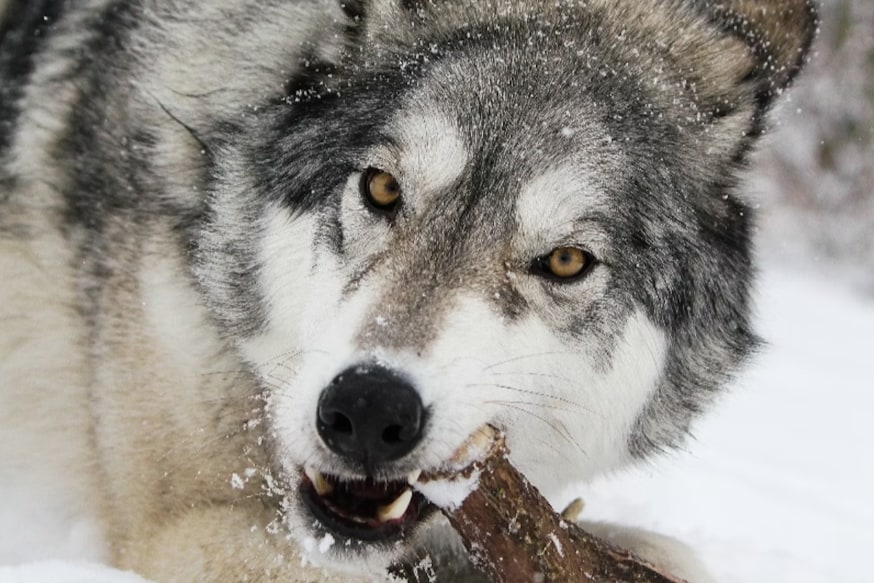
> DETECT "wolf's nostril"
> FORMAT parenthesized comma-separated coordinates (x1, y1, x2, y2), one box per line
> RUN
(322, 412, 353, 435)
(316, 365, 425, 468)
(381, 425, 403, 444)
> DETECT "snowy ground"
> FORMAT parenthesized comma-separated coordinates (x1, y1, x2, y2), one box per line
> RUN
(1, 264, 872, 583)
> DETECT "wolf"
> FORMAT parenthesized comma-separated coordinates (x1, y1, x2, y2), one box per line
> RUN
(0, 0, 816, 581)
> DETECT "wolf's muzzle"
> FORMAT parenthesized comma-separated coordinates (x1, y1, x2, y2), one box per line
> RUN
(316, 364, 425, 469)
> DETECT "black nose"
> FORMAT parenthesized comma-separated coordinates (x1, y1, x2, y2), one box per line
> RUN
(316, 365, 425, 468)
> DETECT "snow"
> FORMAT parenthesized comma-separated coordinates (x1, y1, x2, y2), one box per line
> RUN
(302, 533, 337, 556)
(547, 533, 564, 558)
(413, 471, 481, 511)
(2, 264, 870, 582)
(0, 562, 149, 583)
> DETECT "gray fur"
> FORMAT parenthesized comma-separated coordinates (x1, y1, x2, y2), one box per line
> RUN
(0, 1, 816, 581)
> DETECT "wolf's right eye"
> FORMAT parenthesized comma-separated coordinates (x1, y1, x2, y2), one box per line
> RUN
(532, 247, 594, 282)
(362, 168, 401, 212)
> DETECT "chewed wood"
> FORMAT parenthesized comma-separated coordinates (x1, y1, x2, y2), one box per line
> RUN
(422, 429, 689, 583)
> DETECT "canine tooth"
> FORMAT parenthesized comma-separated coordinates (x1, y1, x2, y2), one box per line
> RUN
(377, 489, 413, 522)
(450, 425, 499, 465)
(304, 467, 333, 496)
(407, 469, 422, 485)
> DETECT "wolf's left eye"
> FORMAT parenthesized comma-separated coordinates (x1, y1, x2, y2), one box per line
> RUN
(533, 247, 594, 281)
(362, 168, 401, 211)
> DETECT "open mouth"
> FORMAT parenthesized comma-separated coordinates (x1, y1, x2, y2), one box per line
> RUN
(300, 468, 434, 542)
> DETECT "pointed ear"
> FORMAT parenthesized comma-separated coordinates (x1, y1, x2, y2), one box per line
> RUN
(705, 0, 819, 108)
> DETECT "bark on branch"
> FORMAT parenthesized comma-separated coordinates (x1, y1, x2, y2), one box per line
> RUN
(414, 426, 689, 583)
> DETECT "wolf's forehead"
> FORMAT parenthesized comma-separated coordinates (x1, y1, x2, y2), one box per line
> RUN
(515, 165, 611, 246)
(387, 109, 470, 195)
(385, 99, 620, 241)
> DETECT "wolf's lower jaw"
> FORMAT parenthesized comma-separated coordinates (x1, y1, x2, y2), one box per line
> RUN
(299, 467, 435, 543)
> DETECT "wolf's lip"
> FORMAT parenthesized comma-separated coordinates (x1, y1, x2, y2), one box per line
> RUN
(300, 467, 434, 542)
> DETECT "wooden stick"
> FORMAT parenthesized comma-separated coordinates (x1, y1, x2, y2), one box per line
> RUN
(414, 426, 689, 583)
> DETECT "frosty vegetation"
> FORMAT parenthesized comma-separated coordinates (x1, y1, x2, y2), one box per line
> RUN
(752, 0, 874, 291)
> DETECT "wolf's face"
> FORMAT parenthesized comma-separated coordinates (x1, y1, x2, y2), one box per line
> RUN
(188, 0, 815, 570)
(252, 60, 669, 554)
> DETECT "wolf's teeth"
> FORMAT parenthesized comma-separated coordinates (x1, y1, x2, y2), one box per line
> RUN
(304, 467, 333, 497)
(376, 489, 413, 523)
(407, 469, 422, 485)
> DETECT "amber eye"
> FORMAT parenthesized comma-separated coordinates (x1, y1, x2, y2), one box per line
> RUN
(363, 168, 401, 210)
(535, 247, 592, 280)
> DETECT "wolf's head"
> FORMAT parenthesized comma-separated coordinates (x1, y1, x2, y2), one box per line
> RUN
(191, 0, 816, 571)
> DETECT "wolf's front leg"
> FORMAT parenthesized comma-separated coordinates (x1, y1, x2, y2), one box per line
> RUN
(579, 521, 716, 583)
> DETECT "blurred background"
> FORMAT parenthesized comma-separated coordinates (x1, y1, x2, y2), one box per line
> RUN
(753, 0, 873, 292)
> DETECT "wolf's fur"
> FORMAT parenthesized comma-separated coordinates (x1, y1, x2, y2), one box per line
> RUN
(0, 1, 815, 581)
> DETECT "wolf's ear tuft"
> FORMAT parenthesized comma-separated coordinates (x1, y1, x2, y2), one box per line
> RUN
(705, 0, 819, 108)
(704, 0, 819, 107)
